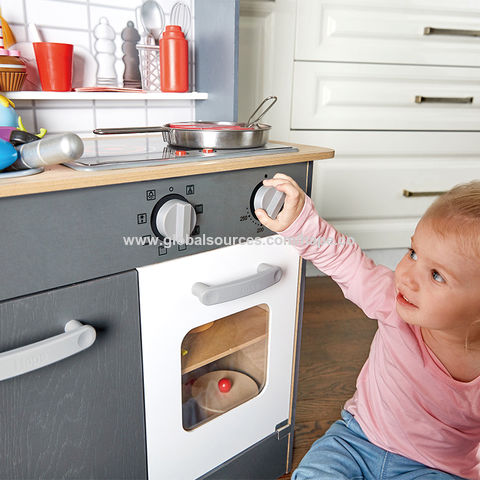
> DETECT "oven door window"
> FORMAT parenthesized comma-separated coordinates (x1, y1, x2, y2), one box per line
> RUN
(181, 304, 269, 430)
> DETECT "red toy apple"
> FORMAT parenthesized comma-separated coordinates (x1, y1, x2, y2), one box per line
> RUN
(218, 377, 232, 393)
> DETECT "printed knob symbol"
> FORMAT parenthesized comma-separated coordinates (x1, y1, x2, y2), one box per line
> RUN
(253, 185, 285, 220)
(218, 377, 232, 393)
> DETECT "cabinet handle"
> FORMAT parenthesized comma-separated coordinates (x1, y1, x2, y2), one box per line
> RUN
(424, 26, 480, 37)
(192, 263, 282, 306)
(0, 320, 96, 382)
(415, 96, 473, 104)
(403, 189, 446, 197)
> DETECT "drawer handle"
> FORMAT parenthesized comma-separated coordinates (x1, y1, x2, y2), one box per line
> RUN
(0, 320, 96, 382)
(403, 189, 446, 197)
(415, 96, 473, 104)
(424, 26, 480, 38)
(192, 263, 282, 306)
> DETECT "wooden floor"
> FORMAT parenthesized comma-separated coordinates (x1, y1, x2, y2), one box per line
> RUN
(279, 276, 378, 479)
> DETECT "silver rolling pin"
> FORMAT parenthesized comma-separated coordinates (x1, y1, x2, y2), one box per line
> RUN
(10, 133, 84, 170)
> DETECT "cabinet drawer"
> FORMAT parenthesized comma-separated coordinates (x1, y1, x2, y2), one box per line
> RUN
(296, 0, 480, 67)
(307, 131, 480, 220)
(315, 162, 480, 221)
(291, 62, 480, 131)
(286, 130, 480, 248)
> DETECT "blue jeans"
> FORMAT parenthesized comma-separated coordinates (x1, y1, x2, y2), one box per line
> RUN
(292, 410, 466, 479)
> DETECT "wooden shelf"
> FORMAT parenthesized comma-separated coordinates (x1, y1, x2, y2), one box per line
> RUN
(181, 306, 268, 375)
(4, 91, 208, 101)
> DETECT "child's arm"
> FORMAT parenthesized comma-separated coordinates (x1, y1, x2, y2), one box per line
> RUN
(255, 174, 396, 322)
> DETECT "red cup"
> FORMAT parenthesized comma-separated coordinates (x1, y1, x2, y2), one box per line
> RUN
(33, 42, 73, 92)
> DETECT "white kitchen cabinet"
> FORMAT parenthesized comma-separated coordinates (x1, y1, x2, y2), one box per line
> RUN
(291, 130, 480, 248)
(239, 0, 480, 250)
(291, 62, 480, 131)
(295, 0, 480, 67)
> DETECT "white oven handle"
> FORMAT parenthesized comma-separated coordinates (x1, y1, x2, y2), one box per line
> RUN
(0, 320, 96, 382)
(192, 263, 282, 306)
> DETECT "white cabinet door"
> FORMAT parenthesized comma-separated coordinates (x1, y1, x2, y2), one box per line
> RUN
(296, 0, 480, 67)
(137, 238, 301, 480)
(292, 62, 480, 131)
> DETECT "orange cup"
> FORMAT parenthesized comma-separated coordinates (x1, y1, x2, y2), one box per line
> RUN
(33, 42, 73, 91)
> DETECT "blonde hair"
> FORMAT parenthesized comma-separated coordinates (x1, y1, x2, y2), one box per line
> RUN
(422, 180, 480, 260)
(422, 180, 480, 351)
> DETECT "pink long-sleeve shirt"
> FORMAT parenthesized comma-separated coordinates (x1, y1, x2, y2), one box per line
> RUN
(281, 196, 480, 480)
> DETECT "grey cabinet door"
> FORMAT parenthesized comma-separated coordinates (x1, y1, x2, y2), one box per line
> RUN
(0, 271, 147, 480)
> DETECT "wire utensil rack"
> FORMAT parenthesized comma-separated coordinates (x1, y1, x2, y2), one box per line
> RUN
(137, 43, 161, 91)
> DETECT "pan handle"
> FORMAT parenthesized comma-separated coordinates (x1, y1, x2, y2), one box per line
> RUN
(246, 96, 278, 127)
(93, 126, 170, 135)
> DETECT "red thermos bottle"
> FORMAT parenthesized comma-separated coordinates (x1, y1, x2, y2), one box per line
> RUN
(159, 25, 188, 92)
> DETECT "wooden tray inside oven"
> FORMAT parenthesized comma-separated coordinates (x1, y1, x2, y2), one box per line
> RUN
(181, 305, 268, 374)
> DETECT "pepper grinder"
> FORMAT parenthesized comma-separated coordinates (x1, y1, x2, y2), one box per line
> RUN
(121, 21, 142, 89)
(93, 17, 117, 87)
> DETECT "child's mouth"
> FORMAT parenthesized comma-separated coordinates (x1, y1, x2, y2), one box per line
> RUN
(396, 292, 418, 308)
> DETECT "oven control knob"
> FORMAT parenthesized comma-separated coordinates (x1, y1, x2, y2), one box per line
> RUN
(154, 199, 197, 244)
(253, 185, 286, 220)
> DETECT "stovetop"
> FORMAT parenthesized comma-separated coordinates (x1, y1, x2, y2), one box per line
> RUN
(65, 134, 298, 171)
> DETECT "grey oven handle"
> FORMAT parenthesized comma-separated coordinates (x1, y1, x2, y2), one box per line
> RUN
(415, 96, 473, 104)
(0, 320, 96, 382)
(192, 263, 283, 306)
(424, 26, 480, 38)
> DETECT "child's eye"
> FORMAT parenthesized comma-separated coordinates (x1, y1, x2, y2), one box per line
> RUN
(409, 249, 417, 261)
(432, 271, 445, 283)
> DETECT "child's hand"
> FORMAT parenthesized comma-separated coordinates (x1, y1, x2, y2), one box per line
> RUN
(255, 173, 305, 232)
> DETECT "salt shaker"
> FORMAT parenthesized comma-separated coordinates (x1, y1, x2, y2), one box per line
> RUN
(93, 17, 117, 87)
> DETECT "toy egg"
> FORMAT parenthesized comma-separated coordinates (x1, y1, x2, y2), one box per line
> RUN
(0, 138, 18, 170)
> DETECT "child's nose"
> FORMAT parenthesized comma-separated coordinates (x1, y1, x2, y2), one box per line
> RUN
(402, 265, 419, 291)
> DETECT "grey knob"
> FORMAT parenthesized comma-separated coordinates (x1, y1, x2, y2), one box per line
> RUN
(155, 199, 197, 244)
(254, 185, 285, 219)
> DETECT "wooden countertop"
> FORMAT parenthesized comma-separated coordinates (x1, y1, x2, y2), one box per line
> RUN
(0, 143, 334, 199)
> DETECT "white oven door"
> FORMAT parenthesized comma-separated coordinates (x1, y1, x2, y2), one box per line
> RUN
(137, 236, 301, 479)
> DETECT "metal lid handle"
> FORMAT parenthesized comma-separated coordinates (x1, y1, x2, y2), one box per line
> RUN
(246, 96, 278, 127)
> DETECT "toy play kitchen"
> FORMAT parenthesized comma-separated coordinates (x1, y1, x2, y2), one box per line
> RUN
(0, 0, 334, 477)
(0, 139, 333, 479)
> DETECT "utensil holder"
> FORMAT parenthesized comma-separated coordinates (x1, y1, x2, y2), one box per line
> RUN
(137, 43, 161, 91)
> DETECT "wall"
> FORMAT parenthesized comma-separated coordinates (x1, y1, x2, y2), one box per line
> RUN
(0, 0, 196, 136)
